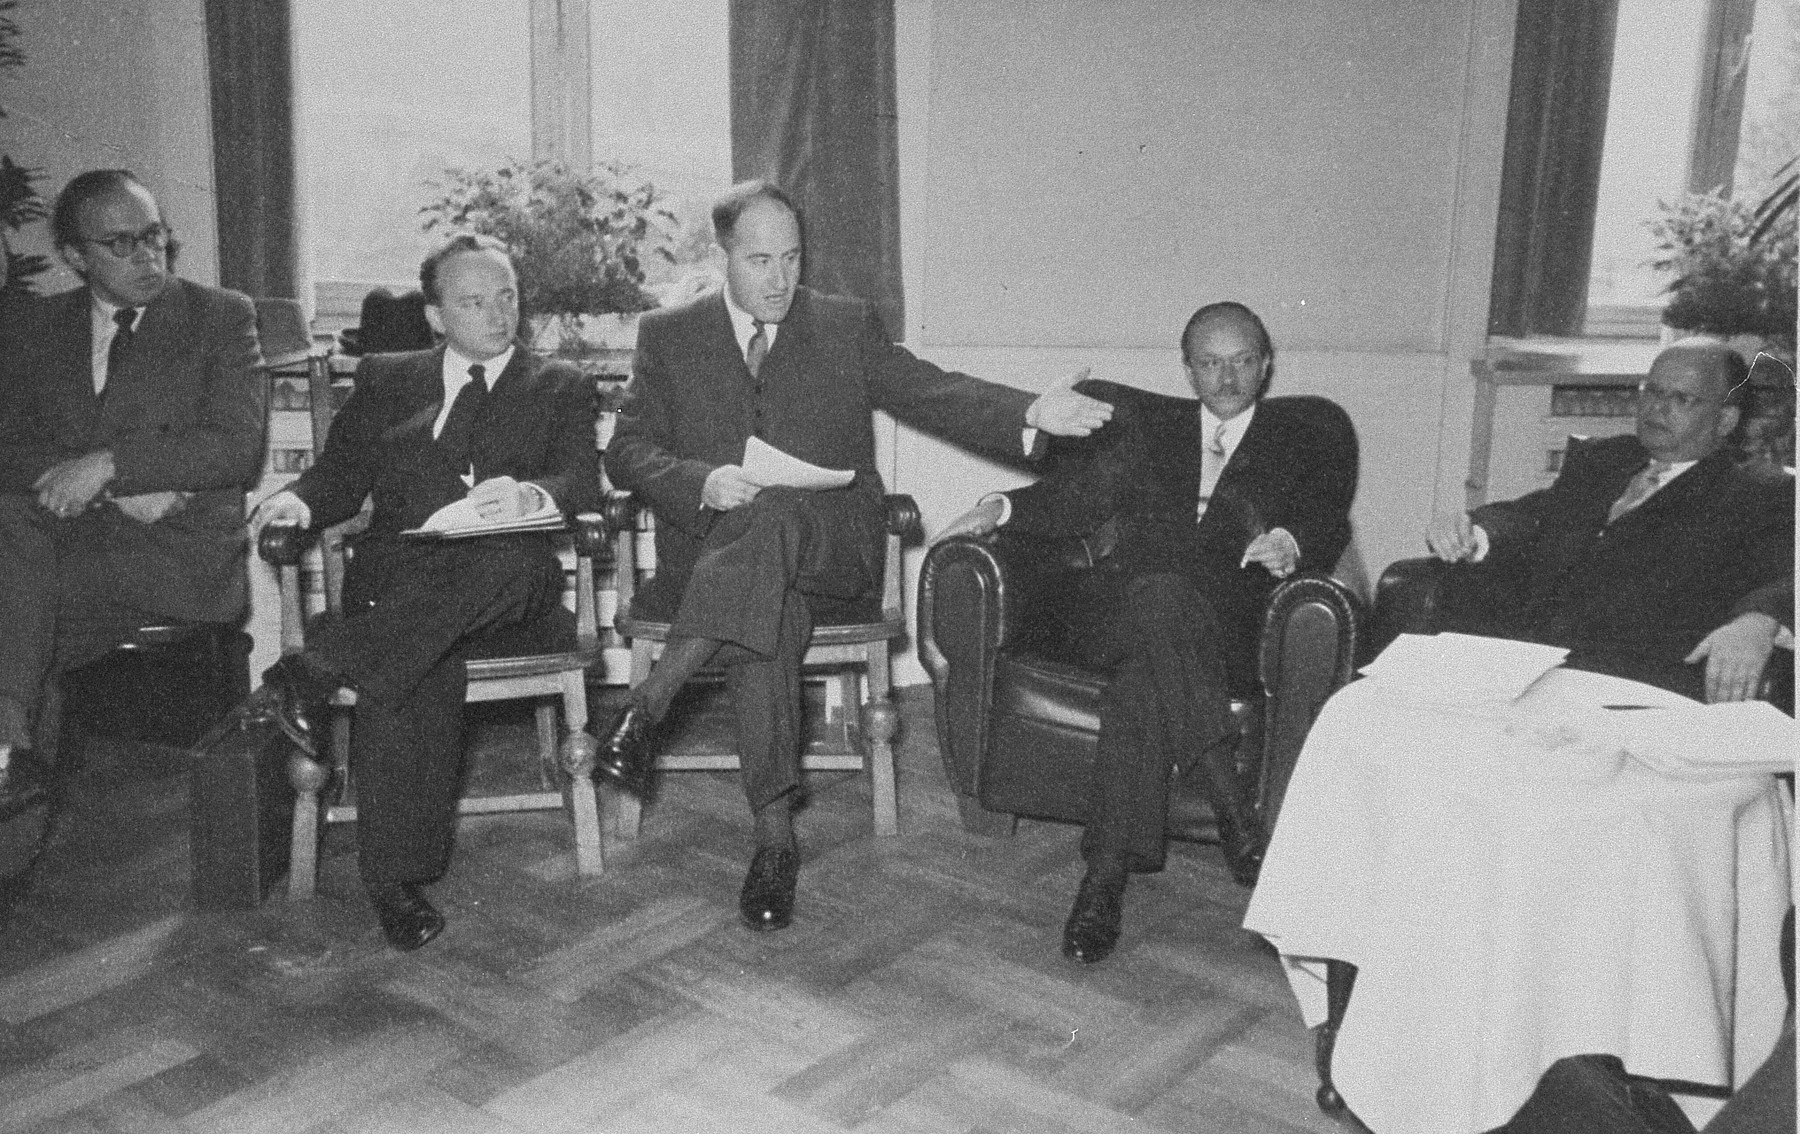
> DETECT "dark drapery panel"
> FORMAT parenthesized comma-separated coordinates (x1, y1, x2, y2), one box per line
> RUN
(730, 0, 902, 339)
(204, 0, 298, 299)
(1487, 0, 1619, 338)
(1686, 0, 1754, 196)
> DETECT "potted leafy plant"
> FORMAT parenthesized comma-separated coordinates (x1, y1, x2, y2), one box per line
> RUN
(0, 0, 48, 303)
(1647, 186, 1797, 356)
(420, 159, 677, 358)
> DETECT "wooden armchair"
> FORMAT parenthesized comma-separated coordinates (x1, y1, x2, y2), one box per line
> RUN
(601, 489, 922, 839)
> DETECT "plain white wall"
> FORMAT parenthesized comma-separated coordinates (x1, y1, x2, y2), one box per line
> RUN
(884, 0, 1519, 687)
(6, 0, 218, 290)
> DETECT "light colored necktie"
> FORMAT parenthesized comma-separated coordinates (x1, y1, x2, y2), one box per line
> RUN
(1607, 461, 1670, 523)
(1196, 421, 1229, 520)
(745, 319, 768, 383)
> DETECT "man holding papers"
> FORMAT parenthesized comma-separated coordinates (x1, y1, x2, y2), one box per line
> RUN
(599, 180, 1111, 931)
(248, 234, 598, 950)
(1425, 341, 1792, 702)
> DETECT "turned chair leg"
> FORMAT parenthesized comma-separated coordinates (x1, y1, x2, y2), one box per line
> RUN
(1315, 959, 1359, 1113)
(286, 748, 330, 900)
(861, 653, 900, 837)
(558, 674, 603, 877)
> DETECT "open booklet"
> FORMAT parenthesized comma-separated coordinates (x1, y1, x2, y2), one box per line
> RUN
(401, 491, 564, 540)
(741, 436, 854, 489)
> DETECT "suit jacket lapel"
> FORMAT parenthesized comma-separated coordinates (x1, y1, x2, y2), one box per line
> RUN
(45, 288, 100, 440)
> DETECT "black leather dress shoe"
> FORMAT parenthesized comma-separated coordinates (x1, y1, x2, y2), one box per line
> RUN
(0, 751, 51, 821)
(1216, 809, 1265, 889)
(1061, 871, 1127, 964)
(589, 702, 657, 796)
(366, 882, 445, 952)
(738, 845, 800, 931)
(256, 656, 332, 758)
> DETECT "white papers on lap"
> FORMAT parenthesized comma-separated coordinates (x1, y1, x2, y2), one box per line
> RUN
(402, 494, 563, 539)
(1357, 632, 1568, 705)
(742, 436, 854, 489)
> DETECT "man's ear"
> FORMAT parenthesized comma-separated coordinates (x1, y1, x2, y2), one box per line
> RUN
(1715, 403, 1741, 443)
(423, 304, 446, 337)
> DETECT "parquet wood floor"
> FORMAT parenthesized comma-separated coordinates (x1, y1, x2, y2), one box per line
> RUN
(0, 687, 1346, 1134)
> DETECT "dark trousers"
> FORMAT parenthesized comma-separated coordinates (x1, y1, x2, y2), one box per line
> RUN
(305, 535, 562, 884)
(654, 488, 878, 810)
(1057, 571, 1241, 872)
(0, 494, 234, 754)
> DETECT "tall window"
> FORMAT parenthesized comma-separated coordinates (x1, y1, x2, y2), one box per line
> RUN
(292, 1, 730, 301)
(1491, 0, 1796, 339)
(1587, 0, 1798, 330)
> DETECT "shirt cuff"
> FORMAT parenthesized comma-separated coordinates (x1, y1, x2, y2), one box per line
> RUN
(978, 491, 1012, 526)
(1469, 524, 1491, 563)
(1267, 526, 1300, 562)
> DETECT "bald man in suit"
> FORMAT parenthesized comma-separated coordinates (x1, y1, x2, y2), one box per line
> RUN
(938, 301, 1358, 963)
(600, 180, 1113, 933)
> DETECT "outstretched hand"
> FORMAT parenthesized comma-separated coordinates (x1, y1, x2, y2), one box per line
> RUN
(1683, 611, 1780, 703)
(1026, 368, 1113, 437)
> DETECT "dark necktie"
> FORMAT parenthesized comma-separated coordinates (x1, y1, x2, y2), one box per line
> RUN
(102, 307, 138, 395)
(745, 320, 769, 383)
(439, 364, 488, 469)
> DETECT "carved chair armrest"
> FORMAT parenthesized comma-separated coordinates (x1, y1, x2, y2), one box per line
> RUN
(570, 511, 608, 560)
(257, 520, 317, 566)
(884, 494, 922, 541)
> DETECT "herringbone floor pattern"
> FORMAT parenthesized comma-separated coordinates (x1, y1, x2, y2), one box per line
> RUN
(0, 687, 1343, 1133)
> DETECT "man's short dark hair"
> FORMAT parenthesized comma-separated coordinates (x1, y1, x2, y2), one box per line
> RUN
(51, 169, 152, 248)
(419, 233, 515, 305)
(1181, 301, 1275, 364)
(712, 180, 802, 250)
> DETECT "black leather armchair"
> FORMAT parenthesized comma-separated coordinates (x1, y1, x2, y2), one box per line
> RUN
(918, 528, 1363, 843)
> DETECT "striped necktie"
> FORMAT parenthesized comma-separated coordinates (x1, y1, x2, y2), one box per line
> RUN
(1197, 421, 1229, 520)
(745, 319, 769, 383)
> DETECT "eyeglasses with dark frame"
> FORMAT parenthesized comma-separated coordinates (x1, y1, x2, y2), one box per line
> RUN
(81, 223, 171, 260)
(1636, 381, 1722, 412)
(1189, 350, 1265, 377)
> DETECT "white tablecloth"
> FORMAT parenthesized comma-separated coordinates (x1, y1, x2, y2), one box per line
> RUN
(1243, 678, 1793, 1134)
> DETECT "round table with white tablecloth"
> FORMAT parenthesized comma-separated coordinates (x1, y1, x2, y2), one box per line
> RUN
(1243, 673, 1793, 1134)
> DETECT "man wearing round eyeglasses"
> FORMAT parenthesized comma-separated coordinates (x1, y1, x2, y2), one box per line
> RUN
(1426, 342, 1793, 703)
(935, 301, 1360, 962)
(0, 169, 264, 809)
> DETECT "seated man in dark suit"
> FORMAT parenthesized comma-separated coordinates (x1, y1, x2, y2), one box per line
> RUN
(250, 233, 598, 951)
(597, 180, 1113, 934)
(0, 170, 265, 809)
(1425, 342, 1793, 702)
(936, 302, 1359, 963)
